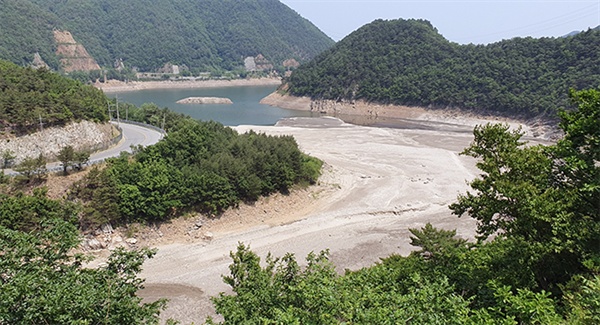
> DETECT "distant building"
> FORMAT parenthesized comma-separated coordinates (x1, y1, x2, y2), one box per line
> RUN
(157, 63, 180, 75)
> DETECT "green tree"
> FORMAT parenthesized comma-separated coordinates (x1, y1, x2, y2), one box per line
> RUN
(70, 166, 121, 230)
(73, 149, 90, 170)
(0, 218, 166, 324)
(1, 149, 16, 169)
(0, 187, 77, 232)
(14, 153, 47, 183)
(210, 244, 483, 324)
(450, 89, 600, 291)
(57, 145, 75, 175)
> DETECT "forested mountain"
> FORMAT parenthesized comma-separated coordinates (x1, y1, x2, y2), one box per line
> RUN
(286, 19, 600, 117)
(0, 0, 334, 72)
(0, 60, 108, 134)
(0, 0, 60, 69)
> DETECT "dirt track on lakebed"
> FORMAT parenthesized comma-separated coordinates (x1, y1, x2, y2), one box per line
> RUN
(136, 116, 541, 323)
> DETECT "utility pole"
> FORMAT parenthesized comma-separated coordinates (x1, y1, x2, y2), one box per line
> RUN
(38, 113, 44, 132)
(116, 95, 120, 126)
(107, 99, 113, 121)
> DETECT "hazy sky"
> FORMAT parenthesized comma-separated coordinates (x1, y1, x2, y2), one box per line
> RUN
(278, 0, 600, 44)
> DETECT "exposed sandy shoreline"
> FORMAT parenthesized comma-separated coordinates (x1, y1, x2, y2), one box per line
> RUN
(97, 79, 558, 139)
(261, 92, 560, 140)
(95, 77, 282, 93)
(86, 81, 559, 322)
(131, 114, 554, 323)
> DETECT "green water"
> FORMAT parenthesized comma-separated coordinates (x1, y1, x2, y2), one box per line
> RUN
(108, 85, 316, 126)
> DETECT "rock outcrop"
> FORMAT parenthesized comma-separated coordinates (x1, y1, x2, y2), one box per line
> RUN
(244, 54, 274, 71)
(282, 58, 300, 69)
(31, 52, 49, 70)
(0, 121, 118, 165)
(53, 30, 101, 72)
(176, 97, 233, 105)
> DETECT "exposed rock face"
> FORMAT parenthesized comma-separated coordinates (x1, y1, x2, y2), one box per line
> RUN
(53, 30, 101, 72)
(244, 54, 273, 71)
(31, 52, 49, 70)
(157, 63, 180, 74)
(0, 121, 117, 165)
(244, 57, 257, 71)
(282, 58, 300, 69)
(114, 58, 125, 71)
(254, 54, 273, 71)
(176, 97, 233, 105)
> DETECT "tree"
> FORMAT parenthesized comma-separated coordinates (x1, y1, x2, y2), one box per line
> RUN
(552, 89, 600, 261)
(57, 145, 75, 175)
(14, 153, 47, 183)
(210, 244, 482, 324)
(409, 222, 468, 260)
(1, 149, 16, 169)
(0, 187, 78, 232)
(450, 89, 600, 291)
(73, 150, 90, 170)
(0, 218, 166, 324)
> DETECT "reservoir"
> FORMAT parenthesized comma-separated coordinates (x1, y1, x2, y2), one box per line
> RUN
(108, 85, 315, 126)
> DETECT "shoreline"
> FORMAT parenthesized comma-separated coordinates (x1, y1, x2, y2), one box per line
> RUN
(95, 77, 282, 93)
(97, 79, 560, 140)
(261, 92, 561, 140)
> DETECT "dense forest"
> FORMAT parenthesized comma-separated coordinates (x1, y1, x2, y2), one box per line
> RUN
(0, 60, 108, 134)
(286, 19, 600, 118)
(0, 0, 334, 72)
(208, 89, 600, 324)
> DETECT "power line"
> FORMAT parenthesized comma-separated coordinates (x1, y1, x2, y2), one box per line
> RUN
(455, 3, 599, 43)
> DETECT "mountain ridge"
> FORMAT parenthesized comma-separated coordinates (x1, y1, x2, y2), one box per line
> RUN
(285, 18, 600, 118)
(0, 0, 334, 72)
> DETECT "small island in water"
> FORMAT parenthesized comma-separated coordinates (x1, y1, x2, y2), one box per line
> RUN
(176, 97, 233, 104)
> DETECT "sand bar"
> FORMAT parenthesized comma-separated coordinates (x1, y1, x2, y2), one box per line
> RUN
(176, 97, 233, 104)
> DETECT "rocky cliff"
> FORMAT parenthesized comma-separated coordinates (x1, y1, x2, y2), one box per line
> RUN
(53, 30, 101, 72)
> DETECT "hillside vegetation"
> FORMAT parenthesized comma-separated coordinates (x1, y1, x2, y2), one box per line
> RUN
(71, 108, 323, 229)
(1, 0, 333, 72)
(210, 89, 600, 324)
(0, 60, 108, 134)
(0, 66, 323, 323)
(286, 19, 600, 118)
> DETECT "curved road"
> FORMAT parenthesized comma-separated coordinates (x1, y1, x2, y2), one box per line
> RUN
(87, 121, 164, 164)
(4, 121, 164, 175)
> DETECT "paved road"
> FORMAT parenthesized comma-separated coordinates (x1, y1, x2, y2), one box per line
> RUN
(88, 121, 164, 163)
(4, 121, 164, 175)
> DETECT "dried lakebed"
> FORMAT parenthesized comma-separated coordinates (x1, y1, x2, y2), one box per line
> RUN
(133, 116, 550, 323)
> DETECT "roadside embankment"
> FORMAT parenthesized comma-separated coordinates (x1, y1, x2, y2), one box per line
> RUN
(0, 121, 118, 165)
